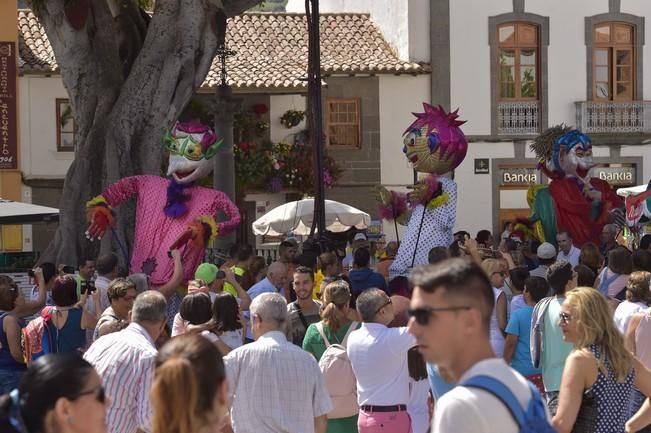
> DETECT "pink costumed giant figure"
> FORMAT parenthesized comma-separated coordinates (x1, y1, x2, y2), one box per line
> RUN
(85, 121, 240, 287)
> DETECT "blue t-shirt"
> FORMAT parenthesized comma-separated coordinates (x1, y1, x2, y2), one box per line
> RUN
(505, 305, 541, 377)
(426, 363, 455, 399)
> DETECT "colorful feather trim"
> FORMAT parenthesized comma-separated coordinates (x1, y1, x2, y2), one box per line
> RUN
(378, 191, 409, 221)
(426, 192, 450, 209)
(86, 195, 109, 209)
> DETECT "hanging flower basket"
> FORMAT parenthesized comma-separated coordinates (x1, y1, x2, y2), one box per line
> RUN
(280, 110, 306, 129)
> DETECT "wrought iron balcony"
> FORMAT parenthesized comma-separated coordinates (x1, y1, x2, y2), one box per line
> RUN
(497, 101, 540, 136)
(575, 101, 651, 134)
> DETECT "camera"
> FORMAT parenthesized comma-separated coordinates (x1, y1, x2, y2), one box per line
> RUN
(80, 279, 96, 295)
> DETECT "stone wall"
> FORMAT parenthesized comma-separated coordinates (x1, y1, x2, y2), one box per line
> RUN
(322, 76, 380, 218)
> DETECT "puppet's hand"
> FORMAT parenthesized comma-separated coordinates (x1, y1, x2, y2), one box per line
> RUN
(85, 196, 114, 241)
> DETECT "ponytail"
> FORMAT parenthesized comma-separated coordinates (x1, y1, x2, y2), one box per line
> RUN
(321, 302, 347, 334)
(151, 358, 202, 433)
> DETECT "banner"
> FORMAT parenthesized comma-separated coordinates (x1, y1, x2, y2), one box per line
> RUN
(0, 41, 17, 170)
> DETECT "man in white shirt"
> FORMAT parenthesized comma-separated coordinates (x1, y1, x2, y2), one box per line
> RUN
(556, 231, 580, 267)
(84, 291, 167, 433)
(224, 292, 332, 433)
(408, 258, 547, 433)
(347, 288, 416, 433)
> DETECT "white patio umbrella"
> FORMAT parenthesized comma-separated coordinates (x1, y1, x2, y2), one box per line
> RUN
(252, 199, 371, 236)
(0, 199, 59, 225)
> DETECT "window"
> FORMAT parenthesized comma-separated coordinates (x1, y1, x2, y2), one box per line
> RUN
(498, 23, 539, 100)
(56, 98, 75, 152)
(593, 22, 634, 101)
(326, 98, 360, 147)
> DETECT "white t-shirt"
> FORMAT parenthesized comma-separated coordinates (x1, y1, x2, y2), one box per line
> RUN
(432, 358, 548, 433)
(408, 378, 431, 433)
(201, 329, 243, 350)
(614, 300, 648, 335)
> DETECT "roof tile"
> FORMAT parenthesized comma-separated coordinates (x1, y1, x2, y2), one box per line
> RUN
(18, 10, 429, 89)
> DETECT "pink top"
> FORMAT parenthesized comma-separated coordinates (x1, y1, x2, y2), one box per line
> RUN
(103, 175, 240, 285)
(635, 309, 651, 368)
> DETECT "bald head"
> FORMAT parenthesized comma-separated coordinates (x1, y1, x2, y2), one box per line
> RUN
(268, 261, 288, 289)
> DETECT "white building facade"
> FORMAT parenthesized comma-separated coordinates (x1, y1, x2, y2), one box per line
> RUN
(292, 0, 651, 240)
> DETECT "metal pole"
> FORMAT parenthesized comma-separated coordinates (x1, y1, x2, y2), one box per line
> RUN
(306, 0, 326, 240)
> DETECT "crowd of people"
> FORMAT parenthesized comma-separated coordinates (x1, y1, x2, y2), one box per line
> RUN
(2, 227, 651, 433)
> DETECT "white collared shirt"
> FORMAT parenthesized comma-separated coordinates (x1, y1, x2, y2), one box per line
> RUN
(556, 245, 580, 267)
(224, 330, 332, 433)
(347, 322, 416, 406)
(84, 322, 158, 433)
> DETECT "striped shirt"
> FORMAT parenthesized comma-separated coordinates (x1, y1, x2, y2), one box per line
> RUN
(224, 330, 333, 433)
(84, 322, 157, 433)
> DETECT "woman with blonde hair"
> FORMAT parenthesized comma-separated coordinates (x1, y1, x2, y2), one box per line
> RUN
(151, 334, 228, 433)
(302, 280, 360, 433)
(480, 258, 507, 357)
(552, 287, 651, 433)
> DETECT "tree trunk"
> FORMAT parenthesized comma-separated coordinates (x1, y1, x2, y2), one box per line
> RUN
(37, 0, 261, 266)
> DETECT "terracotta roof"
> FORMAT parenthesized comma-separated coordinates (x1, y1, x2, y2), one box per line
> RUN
(18, 10, 57, 73)
(18, 10, 428, 89)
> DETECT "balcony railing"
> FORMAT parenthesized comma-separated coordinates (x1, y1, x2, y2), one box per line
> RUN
(497, 101, 540, 136)
(575, 101, 651, 134)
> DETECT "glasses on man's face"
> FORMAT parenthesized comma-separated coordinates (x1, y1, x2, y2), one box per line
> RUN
(407, 305, 472, 326)
(373, 298, 393, 317)
(559, 312, 573, 326)
(71, 385, 106, 404)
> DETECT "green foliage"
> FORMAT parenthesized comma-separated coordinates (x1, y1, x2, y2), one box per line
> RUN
(249, 0, 287, 12)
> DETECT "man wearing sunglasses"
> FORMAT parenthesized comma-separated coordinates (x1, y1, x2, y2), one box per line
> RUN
(408, 259, 551, 433)
(347, 288, 416, 433)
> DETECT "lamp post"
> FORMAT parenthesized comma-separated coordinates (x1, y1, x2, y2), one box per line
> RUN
(306, 0, 326, 241)
(212, 41, 241, 250)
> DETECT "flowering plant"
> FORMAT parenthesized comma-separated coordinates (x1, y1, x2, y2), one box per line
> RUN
(234, 139, 340, 194)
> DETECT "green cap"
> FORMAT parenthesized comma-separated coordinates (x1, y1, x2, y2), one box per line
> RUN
(194, 263, 218, 284)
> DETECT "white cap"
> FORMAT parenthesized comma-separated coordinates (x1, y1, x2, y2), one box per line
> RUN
(353, 233, 368, 242)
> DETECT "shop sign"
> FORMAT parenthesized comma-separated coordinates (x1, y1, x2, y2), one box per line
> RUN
(474, 159, 489, 174)
(593, 166, 635, 186)
(0, 42, 17, 170)
(500, 167, 540, 185)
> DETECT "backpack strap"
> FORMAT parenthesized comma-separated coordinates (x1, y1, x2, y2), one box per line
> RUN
(341, 321, 358, 348)
(462, 375, 525, 428)
(315, 322, 331, 347)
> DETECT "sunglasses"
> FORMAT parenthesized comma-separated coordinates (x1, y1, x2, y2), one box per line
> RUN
(559, 312, 573, 325)
(407, 306, 472, 326)
(71, 386, 106, 404)
(373, 298, 393, 317)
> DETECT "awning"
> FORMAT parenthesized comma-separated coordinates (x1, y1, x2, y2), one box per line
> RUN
(0, 199, 59, 225)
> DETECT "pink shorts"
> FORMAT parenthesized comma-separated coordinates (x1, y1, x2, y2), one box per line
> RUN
(358, 408, 412, 433)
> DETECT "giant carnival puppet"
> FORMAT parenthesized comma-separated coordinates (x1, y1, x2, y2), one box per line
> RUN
(84, 121, 240, 286)
(529, 125, 623, 247)
(377, 103, 468, 283)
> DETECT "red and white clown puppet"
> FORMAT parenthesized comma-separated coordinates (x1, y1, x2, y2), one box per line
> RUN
(85, 121, 240, 287)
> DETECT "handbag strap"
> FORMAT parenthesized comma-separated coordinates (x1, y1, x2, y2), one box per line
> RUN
(294, 303, 309, 330)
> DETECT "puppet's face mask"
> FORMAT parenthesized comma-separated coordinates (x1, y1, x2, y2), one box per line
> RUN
(164, 122, 222, 184)
(561, 143, 595, 179)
